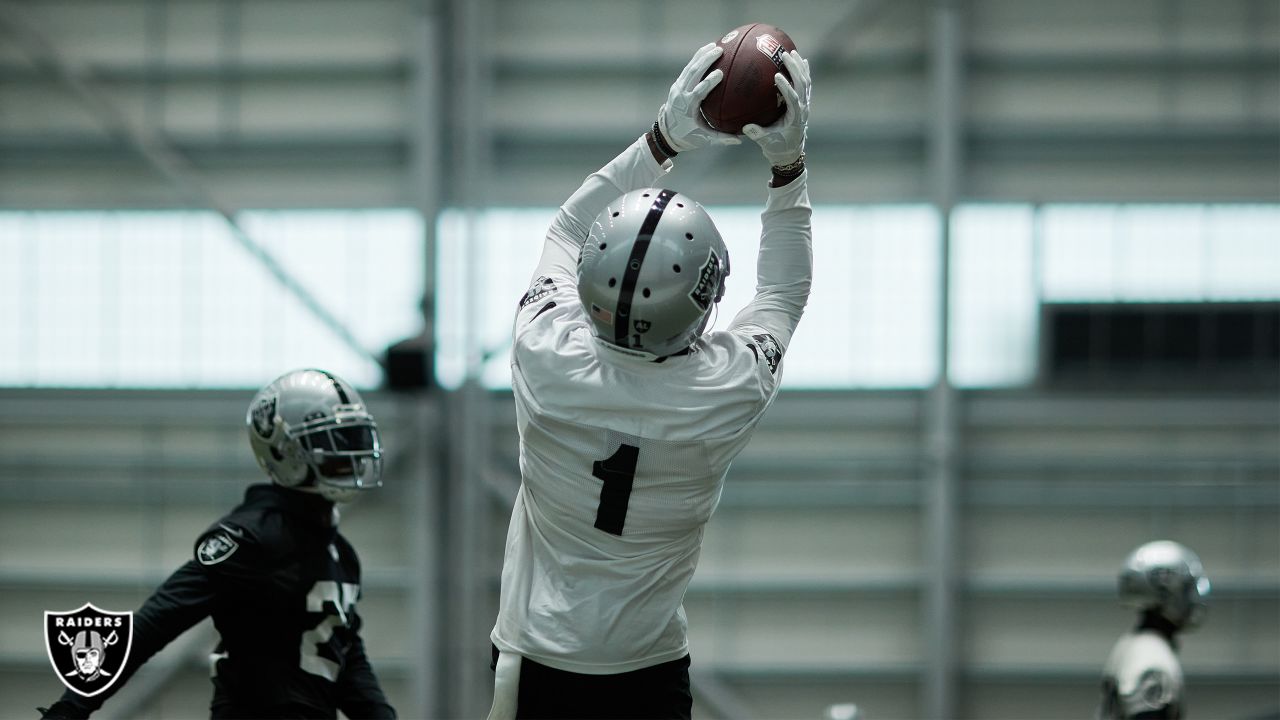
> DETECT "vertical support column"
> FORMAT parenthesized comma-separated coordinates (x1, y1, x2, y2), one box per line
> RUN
(923, 1, 964, 718)
(407, 5, 444, 717)
(446, 0, 494, 716)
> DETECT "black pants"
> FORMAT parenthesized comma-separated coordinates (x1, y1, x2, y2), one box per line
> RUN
(491, 645, 693, 720)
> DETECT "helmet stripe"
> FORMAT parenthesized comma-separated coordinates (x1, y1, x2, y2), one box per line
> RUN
(614, 188, 676, 347)
(315, 368, 350, 404)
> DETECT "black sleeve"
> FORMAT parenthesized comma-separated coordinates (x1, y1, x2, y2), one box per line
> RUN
(43, 561, 216, 718)
(335, 618, 396, 720)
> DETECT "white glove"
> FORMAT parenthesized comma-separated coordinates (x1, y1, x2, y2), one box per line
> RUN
(742, 50, 811, 168)
(656, 43, 742, 153)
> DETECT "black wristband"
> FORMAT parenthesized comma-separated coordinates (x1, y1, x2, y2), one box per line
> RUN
(651, 121, 679, 159)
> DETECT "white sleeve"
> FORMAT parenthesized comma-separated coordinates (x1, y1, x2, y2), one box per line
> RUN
(728, 170, 813, 353)
(526, 134, 672, 289)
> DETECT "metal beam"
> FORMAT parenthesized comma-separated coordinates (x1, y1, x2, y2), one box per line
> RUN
(443, 0, 495, 715)
(0, 1, 385, 372)
(406, 0, 445, 713)
(922, 0, 964, 718)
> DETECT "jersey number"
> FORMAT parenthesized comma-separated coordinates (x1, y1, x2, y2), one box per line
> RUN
(592, 444, 639, 535)
(299, 580, 360, 681)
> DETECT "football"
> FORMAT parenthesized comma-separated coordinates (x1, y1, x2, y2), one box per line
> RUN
(699, 23, 798, 136)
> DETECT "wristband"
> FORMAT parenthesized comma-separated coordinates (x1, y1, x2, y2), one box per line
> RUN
(651, 121, 680, 159)
(770, 152, 806, 178)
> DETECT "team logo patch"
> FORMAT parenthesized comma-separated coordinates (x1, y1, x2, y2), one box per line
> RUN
(688, 250, 722, 312)
(44, 603, 133, 698)
(749, 332, 783, 375)
(196, 530, 240, 566)
(251, 395, 277, 439)
(756, 34, 786, 69)
(519, 276, 557, 309)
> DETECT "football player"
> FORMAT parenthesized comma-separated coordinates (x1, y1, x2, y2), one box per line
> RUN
(487, 42, 812, 719)
(40, 369, 396, 719)
(1098, 540, 1211, 719)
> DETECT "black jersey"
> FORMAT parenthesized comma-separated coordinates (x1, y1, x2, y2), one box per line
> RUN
(45, 484, 395, 719)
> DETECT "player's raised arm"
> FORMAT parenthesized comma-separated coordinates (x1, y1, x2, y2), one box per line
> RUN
(528, 43, 740, 287)
(730, 49, 813, 351)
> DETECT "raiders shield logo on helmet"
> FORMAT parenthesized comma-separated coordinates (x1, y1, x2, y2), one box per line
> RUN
(44, 604, 133, 697)
(688, 250, 722, 312)
(251, 395, 277, 439)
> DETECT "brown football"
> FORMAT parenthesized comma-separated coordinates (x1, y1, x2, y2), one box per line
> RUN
(699, 23, 798, 136)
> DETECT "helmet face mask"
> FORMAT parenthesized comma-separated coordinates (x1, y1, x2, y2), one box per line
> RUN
(247, 369, 383, 503)
(577, 188, 729, 358)
(1118, 540, 1210, 631)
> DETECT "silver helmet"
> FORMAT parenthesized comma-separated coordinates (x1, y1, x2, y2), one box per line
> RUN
(1118, 540, 1210, 630)
(577, 188, 729, 358)
(246, 369, 383, 503)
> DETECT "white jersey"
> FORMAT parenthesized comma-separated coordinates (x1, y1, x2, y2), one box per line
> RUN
(1098, 629, 1185, 719)
(490, 136, 812, 674)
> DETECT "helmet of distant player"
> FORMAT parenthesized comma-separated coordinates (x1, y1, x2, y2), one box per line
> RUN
(246, 368, 383, 502)
(1118, 540, 1210, 630)
(577, 188, 729, 358)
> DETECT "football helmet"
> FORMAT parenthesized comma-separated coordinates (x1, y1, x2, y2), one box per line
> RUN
(1118, 540, 1210, 630)
(246, 369, 383, 503)
(577, 188, 729, 358)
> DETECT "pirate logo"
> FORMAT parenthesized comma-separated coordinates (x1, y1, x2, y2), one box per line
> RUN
(748, 332, 784, 375)
(196, 527, 241, 566)
(251, 395, 277, 439)
(688, 250, 722, 312)
(519, 275, 557, 309)
(45, 603, 133, 697)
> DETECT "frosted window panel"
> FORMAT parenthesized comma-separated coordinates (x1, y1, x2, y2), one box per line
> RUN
(0, 209, 423, 388)
(1041, 206, 1121, 301)
(1205, 206, 1280, 300)
(785, 205, 940, 388)
(951, 205, 1036, 387)
(437, 205, 941, 390)
(0, 218, 31, 379)
(434, 207, 553, 389)
(1118, 206, 1206, 300)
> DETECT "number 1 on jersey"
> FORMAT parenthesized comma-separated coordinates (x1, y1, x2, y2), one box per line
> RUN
(592, 444, 639, 535)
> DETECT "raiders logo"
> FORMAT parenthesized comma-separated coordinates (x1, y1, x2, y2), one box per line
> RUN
(519, 276, 557, 309)
(44, 604, 134, 698)
(688, 250, 721, 312)
(251, 395, 277, 439)
(748, 332, 784, 375)
(196, 529, 240, 566)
